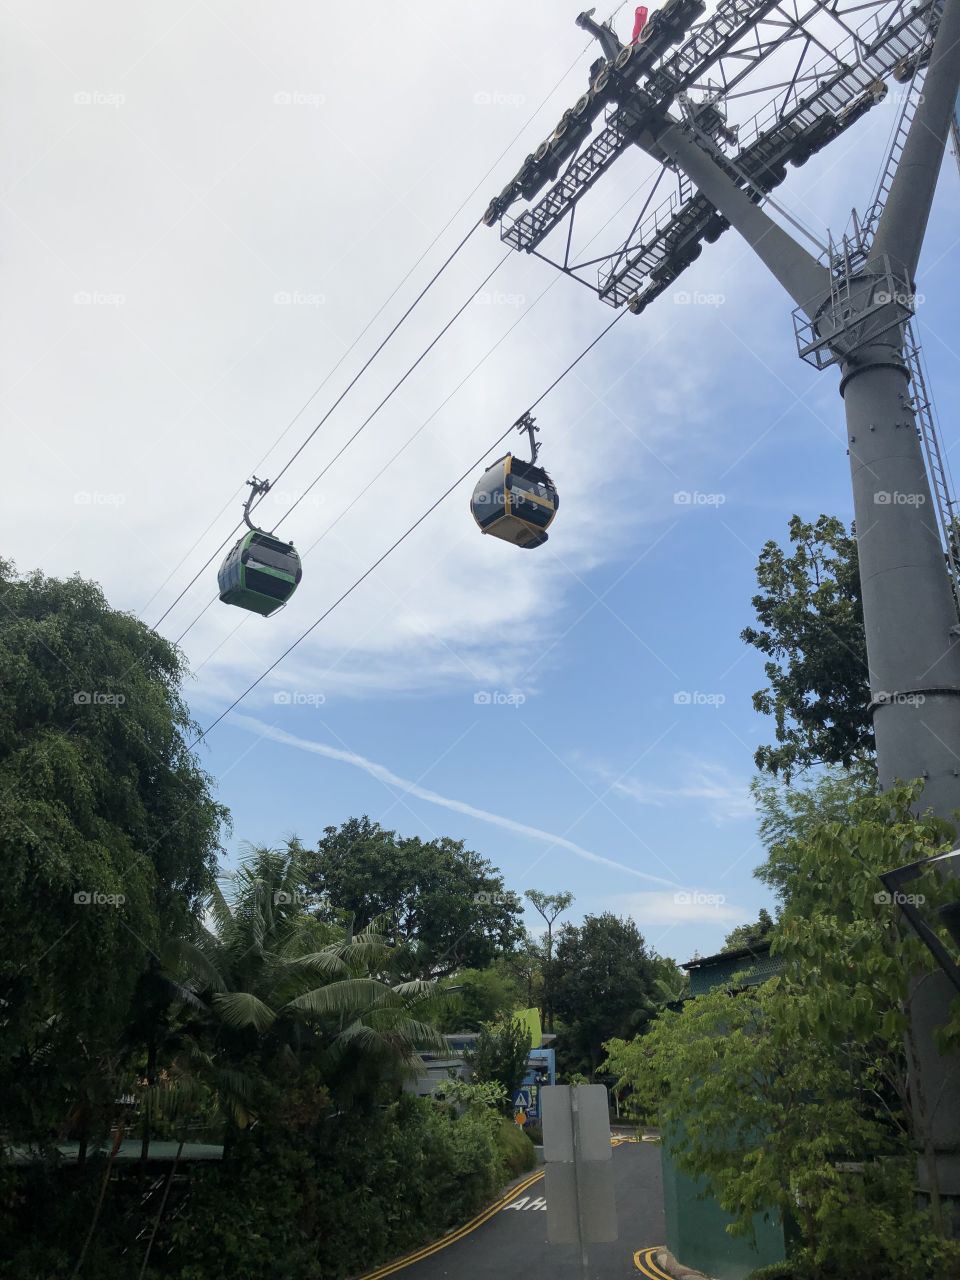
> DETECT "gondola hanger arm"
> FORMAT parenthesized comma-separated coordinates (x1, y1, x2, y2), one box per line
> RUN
(243, 476, 272, 531)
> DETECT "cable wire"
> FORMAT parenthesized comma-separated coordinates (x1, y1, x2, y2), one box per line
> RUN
(150, 2, 628, 632)
(189, 307, 628, 746)
(151, 218, 483, 630)
(176, 163, 661, 653)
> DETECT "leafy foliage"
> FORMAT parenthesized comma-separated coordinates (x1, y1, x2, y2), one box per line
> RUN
(604, 784, 960, 1278)
(723, 908, 776, 952)
(751, 761, 878, 898)
(167, 1092, 512, 1280)
(741, 515, 872, 778)
(552, 913, 658, 1073)
(434, 966, 519, 1032)
(524, 889, 574, 1030)
(435, 1077, 508, 1111)
(190, 842, 447, 1111)
(304, 817, 524, 978)
(0, 561, 226, 1146)
(465, 1018, 532, 1109)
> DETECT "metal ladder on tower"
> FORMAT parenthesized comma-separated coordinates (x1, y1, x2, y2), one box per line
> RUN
(903, 319, 960, 623)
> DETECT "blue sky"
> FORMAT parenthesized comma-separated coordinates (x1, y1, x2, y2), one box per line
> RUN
(5, 0, 960, 965)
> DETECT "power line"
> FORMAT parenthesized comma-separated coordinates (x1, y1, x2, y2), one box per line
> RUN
(189, 307, 628, 747)
(151, 218, 483, 630)
(177, 164, 662, 654)
(149, 10, 627, 633)
(274, 251, 510, 531)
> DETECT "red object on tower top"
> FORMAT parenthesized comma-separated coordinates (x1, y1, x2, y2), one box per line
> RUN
(631, 6, 649, 40)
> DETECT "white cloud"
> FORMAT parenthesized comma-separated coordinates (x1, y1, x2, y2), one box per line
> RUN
(231, 712, 683, 889)
(592, 757, 755, 824)
(605, 890, 745, 927)
(1, 0, 897, 716)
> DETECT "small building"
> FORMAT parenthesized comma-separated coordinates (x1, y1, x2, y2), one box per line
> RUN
(682, 939, 781, 995)
(406, 1012, 558, 1124)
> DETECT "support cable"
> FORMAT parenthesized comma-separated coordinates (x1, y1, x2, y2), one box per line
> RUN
(149, 2, 629, 632)
(151, 219, 485, 630)
(189, 307, 628, 746)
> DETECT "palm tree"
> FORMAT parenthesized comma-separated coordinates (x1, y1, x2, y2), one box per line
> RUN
(192, 843, 447, 1099)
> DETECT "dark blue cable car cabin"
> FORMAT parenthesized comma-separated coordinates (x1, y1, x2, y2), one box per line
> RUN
(470, 453, 558, 549)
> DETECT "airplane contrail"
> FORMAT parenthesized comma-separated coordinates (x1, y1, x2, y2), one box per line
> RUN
(231, 714, 682, 889)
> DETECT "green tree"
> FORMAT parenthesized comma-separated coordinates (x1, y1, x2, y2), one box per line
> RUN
(435, 967, 519, 1033)
(0, 561, 225, 1149)
(741, 515, 872, 779)
(465, 1018, 532, 1110)
(751, 760, 878, 898)
(604, 784, 960, 1276)
(193, 843, 446, 1110)
(770, 782, 960, 1233)
(648, 953, 689, 1005)
(722, 907, 776, 952)
(552, 913, 657, 1074)
(495, 931, 545, 1011)
(525, 889, 574, 1031)
(304, 817, 523, 979)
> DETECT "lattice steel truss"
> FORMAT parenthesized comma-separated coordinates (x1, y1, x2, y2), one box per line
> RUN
(485, 0, 942, 311)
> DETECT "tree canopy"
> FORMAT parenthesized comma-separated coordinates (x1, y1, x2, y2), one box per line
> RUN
(604, 784, 960, 1277)
(552, 912, 658, 1073)
(722, 907, 776, 952)
(741, 514, 872, 778)
(0, 561, 226, 1142)
(303, 817, 524, 979)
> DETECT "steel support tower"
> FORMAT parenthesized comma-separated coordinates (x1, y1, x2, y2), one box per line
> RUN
(486, 0, 960, 1225)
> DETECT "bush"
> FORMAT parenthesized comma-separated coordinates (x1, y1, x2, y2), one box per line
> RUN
(495, 1118, 535, 1177)
(166, 1093, 512, 1280)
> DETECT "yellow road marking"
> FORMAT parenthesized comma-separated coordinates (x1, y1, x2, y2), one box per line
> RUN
(355, 1169, 545, 1279)
(356, 1136, 633, 1279)
(634, 1245, 673, 1279)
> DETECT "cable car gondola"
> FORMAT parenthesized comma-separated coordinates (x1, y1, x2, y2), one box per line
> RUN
(218, 477, 302, 616)
(470, 413, 558, 549)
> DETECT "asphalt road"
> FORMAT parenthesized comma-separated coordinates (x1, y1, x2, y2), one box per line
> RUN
(359, 1138, 666, 1280)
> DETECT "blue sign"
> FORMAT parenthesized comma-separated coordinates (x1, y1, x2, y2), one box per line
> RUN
(512, 1085, 541, 1120)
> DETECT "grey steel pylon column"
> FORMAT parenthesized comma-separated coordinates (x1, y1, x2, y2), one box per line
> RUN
(642, 0, 960, 1220)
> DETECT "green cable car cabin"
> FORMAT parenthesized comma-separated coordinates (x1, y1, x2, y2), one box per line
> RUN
(218, 477, 302, 616)
(218, 529, 302, 616)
